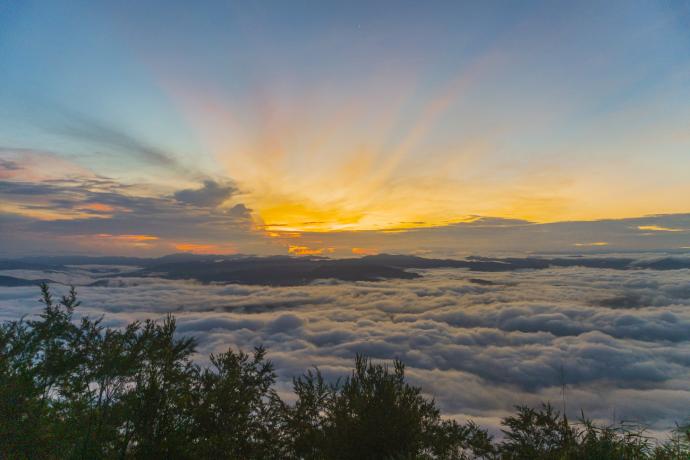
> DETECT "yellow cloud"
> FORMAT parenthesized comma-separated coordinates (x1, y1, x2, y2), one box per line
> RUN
(637, 225, 685, 232)
(352, 247, 379, 255)
(97, 234, 159, 241)
(288, 245, 335, 256)
(265, 231, 302, 238)
(174, 242, 236, 254)
(78, 203, 115, 212)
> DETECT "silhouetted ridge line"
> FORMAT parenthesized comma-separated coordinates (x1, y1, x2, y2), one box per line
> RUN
(1, 253, 689, 286)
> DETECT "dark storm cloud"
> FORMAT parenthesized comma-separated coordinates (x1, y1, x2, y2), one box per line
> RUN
(173, 180, 238, 207)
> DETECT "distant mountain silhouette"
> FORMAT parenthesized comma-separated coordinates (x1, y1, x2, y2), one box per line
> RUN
(0, 275, 54, 287)
(134, 256, 419, 285)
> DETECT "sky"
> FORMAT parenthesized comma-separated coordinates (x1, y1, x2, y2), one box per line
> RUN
(1, 0, 689, 256)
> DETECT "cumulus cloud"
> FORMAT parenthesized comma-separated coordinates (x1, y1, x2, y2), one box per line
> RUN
(2, 264, 690, 432)
(226, 203, 250, 217)
(173, 180, 238, 207)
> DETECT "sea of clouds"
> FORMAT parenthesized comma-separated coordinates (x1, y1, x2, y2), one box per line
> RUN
(2, 264, 690, 436)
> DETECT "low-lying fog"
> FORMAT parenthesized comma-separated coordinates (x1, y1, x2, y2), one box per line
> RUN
(2, 257, 690, 436)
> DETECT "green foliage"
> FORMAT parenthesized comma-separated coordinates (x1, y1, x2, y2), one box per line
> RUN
(0, 284, 688, 459)
(282, 356, 493, 459)
(192, 346, 282, 458)
(500, 404, 578, 459)
(499, 404, 655, 459)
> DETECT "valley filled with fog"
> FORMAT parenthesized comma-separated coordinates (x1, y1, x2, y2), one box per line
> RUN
(2, 256, 690, 437)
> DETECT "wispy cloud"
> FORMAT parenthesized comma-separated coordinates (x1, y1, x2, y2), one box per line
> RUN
(352, 247, 379, 255)
(53, 108, 189, 173)
(288, 245, 334, 256)
(173, 242, 237, 254)
(638, 225, 686, 232)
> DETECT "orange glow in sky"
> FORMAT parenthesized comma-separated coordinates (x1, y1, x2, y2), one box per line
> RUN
(174, 243, 237, 254)
(288, 245, 335, 256)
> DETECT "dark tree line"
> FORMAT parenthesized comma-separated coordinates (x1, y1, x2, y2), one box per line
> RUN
(1, 284, 688, 459)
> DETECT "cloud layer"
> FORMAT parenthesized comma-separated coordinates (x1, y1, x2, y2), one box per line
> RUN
(0, 165, 265, 255)
(2, 264, 690, 435)
(1, 147, 689, 257)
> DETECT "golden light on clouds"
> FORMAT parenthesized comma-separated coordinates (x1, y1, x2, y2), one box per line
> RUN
(97, 234, 159, 242)
(352, 247, 379, 255)
(151, 49, 690, 235)
(173, 242, 236, 254)
(288, 245, 335, 256)
(637, 225, 685, 232)
(265, 231, 302, 239)
(78, 203, 115, 213)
